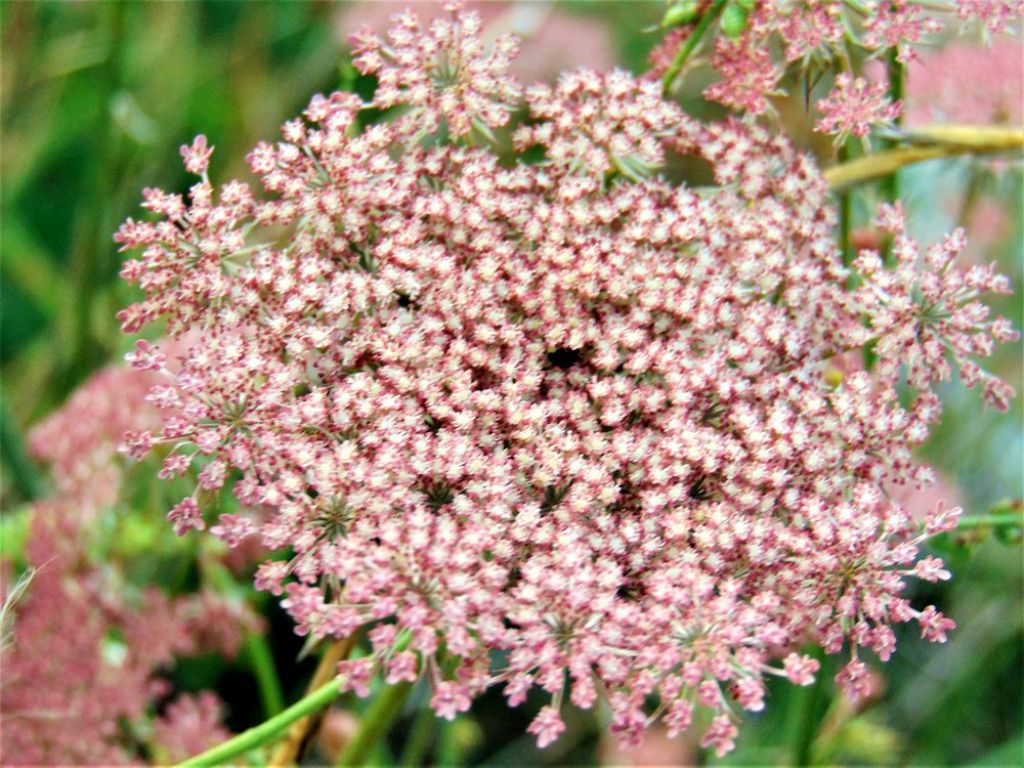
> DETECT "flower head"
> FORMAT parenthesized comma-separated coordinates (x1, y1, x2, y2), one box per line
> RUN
(116, 4, 1016, 756)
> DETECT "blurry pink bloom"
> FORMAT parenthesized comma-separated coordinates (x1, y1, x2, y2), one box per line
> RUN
(317, 708, 360, 763)
(654, 2, 1019, 113)
(0, 505, 241, 764)
(29, 365, 163, 510)
(957, 0, 1024, 31)
(906, 37, 1023, 125)
(151, 692, 231, 763)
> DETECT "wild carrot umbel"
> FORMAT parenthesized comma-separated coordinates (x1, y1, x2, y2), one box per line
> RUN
(113, 2, 1018, 755)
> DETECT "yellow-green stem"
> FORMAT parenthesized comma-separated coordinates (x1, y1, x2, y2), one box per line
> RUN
(825, 125, 1024, 190)
(661, 0, 728, 96)
(176, 678, 344, 767)
(335, 682, 414, 767)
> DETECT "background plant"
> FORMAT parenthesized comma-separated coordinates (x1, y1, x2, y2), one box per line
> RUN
(2, 2, 1021, 766)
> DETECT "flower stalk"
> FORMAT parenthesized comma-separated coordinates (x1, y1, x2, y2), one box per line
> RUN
(270, 636, 358, 766)
(825, 125, 1024, 190)
(176, 678, 345, 767)
(661, 0, 728, 95)
(334, 681, 415, 767)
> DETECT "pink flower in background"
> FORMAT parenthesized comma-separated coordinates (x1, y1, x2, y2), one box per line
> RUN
(957, 0, 1024, 31)
(654, 1, 1020, 128)
(28, 335, 193, 512)
(151, 692, 231, 764)
(904, 37, 1024, 125)
(0, 503, 250, 764)
(4, 337, 263, 764)
(28, 366, 163, 510)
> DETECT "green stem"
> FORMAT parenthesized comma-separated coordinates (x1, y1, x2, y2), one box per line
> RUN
(435, 717, 464, 768)
(0, 396, 48, 501)
(336, 682, 414, 767)
(399, 702, 436, 766)
(176, 678, 344, 767)
(881, 47, 904, 265)
(661, 0, 728, 96)
(956, 513, 1023, 530)
(837, 142, 853, 270)
(244, 632, 286, 718)
(784, 649, 826, 766)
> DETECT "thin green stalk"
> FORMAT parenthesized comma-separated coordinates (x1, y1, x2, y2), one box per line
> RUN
(661, 0, 728, 96)
(271, 635, 358, 766)
(784, 649, 826, 766)
(176, 678, 344, 767)
(398, 703, 436, 766)
(881, 47, 904, 265)
(435, 717, 464, 768)
(243, 632, 286, 718)
(336, 682, 414, 767)
(837, 142, 853, 270)
(956, 512, 1023, 530)
(0, 397, 48, 501)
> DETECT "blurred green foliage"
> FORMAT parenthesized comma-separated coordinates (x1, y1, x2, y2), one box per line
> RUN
(1, 2, 1021, 766)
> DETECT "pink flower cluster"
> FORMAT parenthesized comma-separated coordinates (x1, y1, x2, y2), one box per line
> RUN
(114, 4, 1016, 756)
(0, 503, 246, 764)
(2, 357, 260, 763)
(651, 0, 1021, 128)
(901, 36, 1024, 125)
(28, 362, 166, 510)
(815, 73, 902, 142)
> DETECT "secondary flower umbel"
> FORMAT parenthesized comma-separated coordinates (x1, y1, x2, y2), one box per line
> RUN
(115, 4, 1016, 756)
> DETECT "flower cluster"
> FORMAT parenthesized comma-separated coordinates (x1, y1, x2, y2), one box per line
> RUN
(0, 503, 246, 764)
(114, 4, 1016, 756)
(653, 0, 1022, 129)
(2, 358, 260, 764)
(28, 361, 167, 510)
(815, 73, 902, 143)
